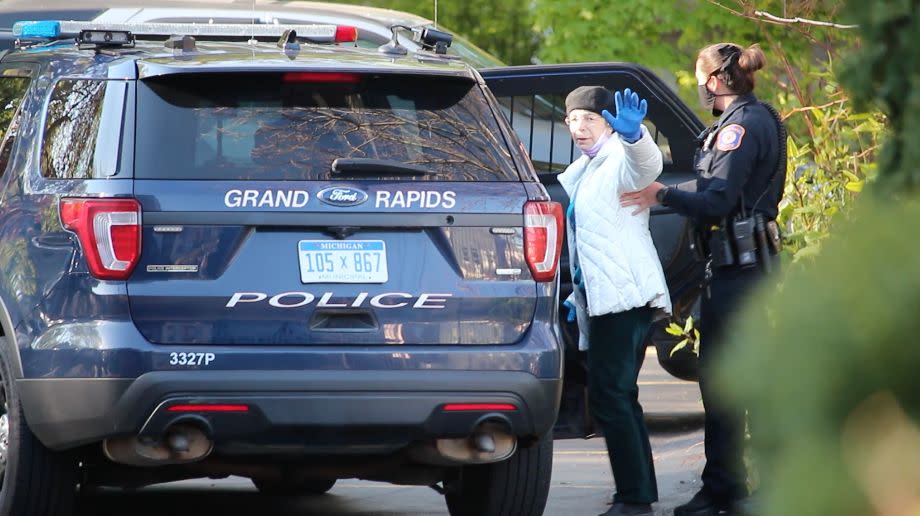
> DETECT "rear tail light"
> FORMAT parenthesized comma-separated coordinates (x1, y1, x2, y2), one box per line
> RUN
(60, 198, 141, 280)
(334, 25, 358, 43)
(523, 201, 564, 282)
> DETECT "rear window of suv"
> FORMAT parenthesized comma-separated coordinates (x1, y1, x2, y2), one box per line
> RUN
(135, 73, 519, 181)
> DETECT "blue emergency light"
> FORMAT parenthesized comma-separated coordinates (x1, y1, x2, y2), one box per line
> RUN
(11, 21, 61, 39)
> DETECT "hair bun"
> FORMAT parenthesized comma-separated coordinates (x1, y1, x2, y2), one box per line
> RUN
(739, 44, 766, 73)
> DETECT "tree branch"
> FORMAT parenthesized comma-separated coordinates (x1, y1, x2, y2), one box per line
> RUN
(753, 10, 858, 29)
(704, 0, 786, 25)
(781, 99, 848, 121)
(853, 145, 881, 161)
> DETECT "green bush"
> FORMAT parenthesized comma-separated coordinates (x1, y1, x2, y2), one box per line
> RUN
(717, 197, 920, 515)
(779, 79, 885, 261)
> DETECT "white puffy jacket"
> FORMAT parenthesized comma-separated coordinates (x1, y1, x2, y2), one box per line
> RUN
(559, 126, 672, 351)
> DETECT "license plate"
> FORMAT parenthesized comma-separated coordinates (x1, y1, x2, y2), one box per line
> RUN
(298, 240, 388, 284)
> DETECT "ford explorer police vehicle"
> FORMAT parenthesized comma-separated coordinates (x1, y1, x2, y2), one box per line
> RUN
(0, 19, 563, 516)
(0, 13, 709, 516)
(0, 0, 705, 379)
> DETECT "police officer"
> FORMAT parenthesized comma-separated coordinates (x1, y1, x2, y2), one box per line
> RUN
(620, 42, 786, 516)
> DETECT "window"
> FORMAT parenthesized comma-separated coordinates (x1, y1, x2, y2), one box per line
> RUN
(0, 76, 31, 177)
(642, 119, 673, 165)
(497, 94, 675, 174)
(135, 73, 518, 181)
(42, 79, 126, 179)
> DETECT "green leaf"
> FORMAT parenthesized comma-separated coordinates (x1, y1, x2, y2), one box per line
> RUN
(794, 243, 824, 261)
(794, 206, 821, 215)
(684, 316, 694, 334)
(665, 325, 684, 337)
(843, 170, 861, 182)
(669, 338, 689, 357)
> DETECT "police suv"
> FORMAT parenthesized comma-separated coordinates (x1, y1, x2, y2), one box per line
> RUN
(0, 19, 564, 516)
(0, 14, 714, 516)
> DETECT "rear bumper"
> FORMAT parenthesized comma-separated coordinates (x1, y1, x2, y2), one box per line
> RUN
(18, 370, 562, 451)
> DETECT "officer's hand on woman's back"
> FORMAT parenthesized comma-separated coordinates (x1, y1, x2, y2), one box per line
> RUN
(620, 182, 666, 215)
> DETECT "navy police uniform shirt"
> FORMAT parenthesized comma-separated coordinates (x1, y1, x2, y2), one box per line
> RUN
(663, 93, 784, 226)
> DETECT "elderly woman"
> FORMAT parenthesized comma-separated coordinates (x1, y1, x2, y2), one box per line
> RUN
(559, 86, 671, 516)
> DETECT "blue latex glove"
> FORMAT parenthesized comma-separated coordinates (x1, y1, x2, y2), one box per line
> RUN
(601, 88, 647, 143)
(573, 265, 582, 287)
(563, 300, 577, 322)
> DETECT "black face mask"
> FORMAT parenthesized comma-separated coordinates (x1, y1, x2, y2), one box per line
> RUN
(697, 84, 724, 117)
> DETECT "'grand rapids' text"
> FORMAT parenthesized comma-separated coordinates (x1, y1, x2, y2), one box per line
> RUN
(223, 189, 457, 209)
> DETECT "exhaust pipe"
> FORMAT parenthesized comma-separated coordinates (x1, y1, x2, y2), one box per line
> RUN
(103, 422, 213, 467)
(409, 421, 517, 466)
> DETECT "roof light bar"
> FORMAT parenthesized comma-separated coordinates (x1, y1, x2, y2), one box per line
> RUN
(335, 26, 359, 43)
(12, 20, 61, 39)
(58, 21, 342, 42)
(78, 29, 134, 47)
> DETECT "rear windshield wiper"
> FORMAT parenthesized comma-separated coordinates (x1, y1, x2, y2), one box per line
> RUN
(331, 158, 433, 177)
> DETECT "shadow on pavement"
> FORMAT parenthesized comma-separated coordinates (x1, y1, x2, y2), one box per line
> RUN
(646, 412, 706, 434)
(77, 489, 409, 516)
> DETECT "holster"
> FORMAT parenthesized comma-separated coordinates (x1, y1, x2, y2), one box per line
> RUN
(765, 220, 783, 254)
(706, 215, 779, 271)
(708, 225, 737, 268)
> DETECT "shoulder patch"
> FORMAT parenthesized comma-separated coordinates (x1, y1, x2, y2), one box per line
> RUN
(715, 124, 746, 151)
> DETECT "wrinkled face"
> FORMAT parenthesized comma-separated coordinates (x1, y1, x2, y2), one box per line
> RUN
(565, 109, 611, 151)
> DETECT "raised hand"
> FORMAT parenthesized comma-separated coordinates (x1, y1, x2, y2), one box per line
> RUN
(601, 88, 647, 142)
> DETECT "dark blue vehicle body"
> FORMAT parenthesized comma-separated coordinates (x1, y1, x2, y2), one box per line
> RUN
(0, 11, 708, 513)
(0, 46, 561, 438)
(0, 30, 565, 511)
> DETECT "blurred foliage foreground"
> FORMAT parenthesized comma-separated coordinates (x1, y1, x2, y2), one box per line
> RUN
(718, 198, 920, 516)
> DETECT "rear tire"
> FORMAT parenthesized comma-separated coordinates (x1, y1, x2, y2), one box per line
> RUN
(445, 432, 553, 516)
(0, 340, 77, 516)
(251, 477, 336, 496)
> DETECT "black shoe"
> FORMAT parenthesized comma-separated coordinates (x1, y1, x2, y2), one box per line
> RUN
(673, 490, 729, 516)
(599, 502, 655, 516)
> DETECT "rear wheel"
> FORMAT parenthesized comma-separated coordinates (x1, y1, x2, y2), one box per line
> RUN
(445, 432, 553, 516)
(251, 477, 336, 496)
(0, 340, 77, 516)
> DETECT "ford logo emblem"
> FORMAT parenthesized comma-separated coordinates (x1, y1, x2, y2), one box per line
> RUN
(317, 187, 368, 207)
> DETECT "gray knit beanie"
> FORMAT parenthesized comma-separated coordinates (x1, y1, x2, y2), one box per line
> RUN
(565, 86, 615, 115)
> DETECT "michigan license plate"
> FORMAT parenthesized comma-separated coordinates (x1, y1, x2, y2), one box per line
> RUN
(298, 240, 388, 283)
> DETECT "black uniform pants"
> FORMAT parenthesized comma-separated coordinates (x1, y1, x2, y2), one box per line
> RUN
(699, 265, 766, 502)
(587, 306, 657, 504)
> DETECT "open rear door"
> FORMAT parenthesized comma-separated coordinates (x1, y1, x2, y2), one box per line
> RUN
(481, 63, 706, 438)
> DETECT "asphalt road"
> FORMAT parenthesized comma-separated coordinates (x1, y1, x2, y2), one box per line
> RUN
(78, 349, 705, 516)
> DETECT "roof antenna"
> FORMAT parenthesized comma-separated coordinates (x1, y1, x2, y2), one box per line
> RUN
(248, 0, 257, 45)
(378, 25, 409, 56)
(434, 0, 439, 29)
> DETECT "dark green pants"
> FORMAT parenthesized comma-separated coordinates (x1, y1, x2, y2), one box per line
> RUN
(587, 306, 657, 504)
